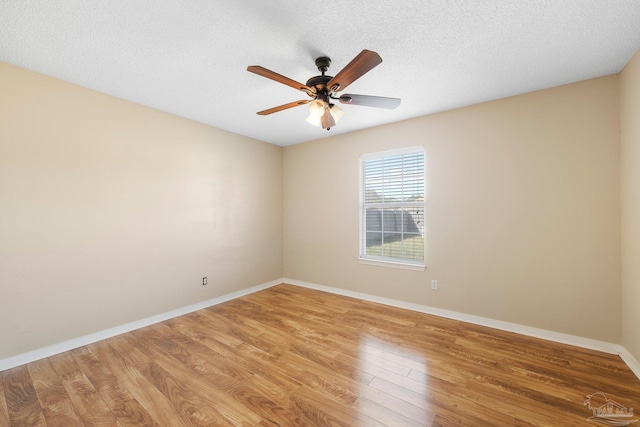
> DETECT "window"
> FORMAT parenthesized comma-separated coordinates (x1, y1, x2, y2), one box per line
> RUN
(359, 147, 425, 268)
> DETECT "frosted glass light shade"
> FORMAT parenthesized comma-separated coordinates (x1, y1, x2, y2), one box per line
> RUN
(306, 114, 321, 127)
(306, 101, 346, 128)
(308, 100, 326, 117)
(330, 104, 345, 123)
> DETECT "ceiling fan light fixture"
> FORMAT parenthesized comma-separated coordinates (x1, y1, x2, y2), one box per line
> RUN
(306, 114, 322, 127)
(329, 104, 345, 123)
(307, 103, 344, 128)
(308, 100, 326, 117)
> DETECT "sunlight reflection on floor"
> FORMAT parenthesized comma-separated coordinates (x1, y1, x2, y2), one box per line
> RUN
(357, 336, 436, 426)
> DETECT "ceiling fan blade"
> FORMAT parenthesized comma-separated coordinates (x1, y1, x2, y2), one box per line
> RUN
(257, 100, 310, 115)
(339, 94, 401, 109)
(320, 108, 336, 129)
(248, 66, 314, 94)
(326, 50, 383, 93)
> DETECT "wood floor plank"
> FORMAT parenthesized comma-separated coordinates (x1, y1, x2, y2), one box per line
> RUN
(145, 360, 239, 427)
(72, 345, 160, 427)
(291, 385, 387, 427)
(169, 312, 305, 393)
(0, 372, 11, 427)
(463, 378, 588, 426)
(48, 352, 82, 379)
(274, 350, 362, 406)
(107, 333, 236, 427)
(2, 284, 640, 427)
(133, 325, 267, 426)
(289, 340, 376, 385)
(2, 365, 47, 427)
(139, 322, 302, 426)
(60, 369, 121, 427)
(28, 358, 84, 427)
(358, 383, 435, 425)
(354, 396, 430, 427)
(93, 340, 193, 427)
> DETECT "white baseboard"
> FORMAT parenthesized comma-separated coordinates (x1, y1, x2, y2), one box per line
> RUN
(283, 278, 639, 378)
(619, 346, 640, 381)
(4, 277, 639, 383)
(0, 279, 281, 372)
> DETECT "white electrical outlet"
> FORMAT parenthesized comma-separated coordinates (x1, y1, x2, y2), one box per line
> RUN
(202, 277, 208, 286)
(431, 280, 438, 290)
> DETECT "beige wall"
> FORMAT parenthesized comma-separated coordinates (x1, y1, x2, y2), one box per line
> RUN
(621, 50, 640, 361)
(283, 75, 621, 342)
(0, 62, 283, 360)
(1, 57, 630, 361)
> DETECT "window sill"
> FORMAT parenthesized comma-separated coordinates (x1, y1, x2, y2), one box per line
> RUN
(358, 257, 426, 271)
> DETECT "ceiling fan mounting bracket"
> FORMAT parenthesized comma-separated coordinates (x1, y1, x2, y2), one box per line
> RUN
(315, 56, 331, 74)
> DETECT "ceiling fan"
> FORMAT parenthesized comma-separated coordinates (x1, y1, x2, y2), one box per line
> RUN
(247, 49, 401, 130)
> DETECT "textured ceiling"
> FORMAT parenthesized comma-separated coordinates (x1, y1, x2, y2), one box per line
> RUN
(2, 1, 640, 146)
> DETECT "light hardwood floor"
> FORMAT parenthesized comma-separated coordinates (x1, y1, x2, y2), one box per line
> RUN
(2, 284, 640, 426)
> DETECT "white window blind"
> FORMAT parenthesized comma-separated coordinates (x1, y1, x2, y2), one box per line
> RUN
(360, 148, 425, 266)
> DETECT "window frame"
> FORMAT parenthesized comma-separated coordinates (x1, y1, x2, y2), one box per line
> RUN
(358, 146, 426, 271)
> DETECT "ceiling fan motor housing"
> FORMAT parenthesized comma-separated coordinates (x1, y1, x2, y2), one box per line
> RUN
(306, 75, 332, 93)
